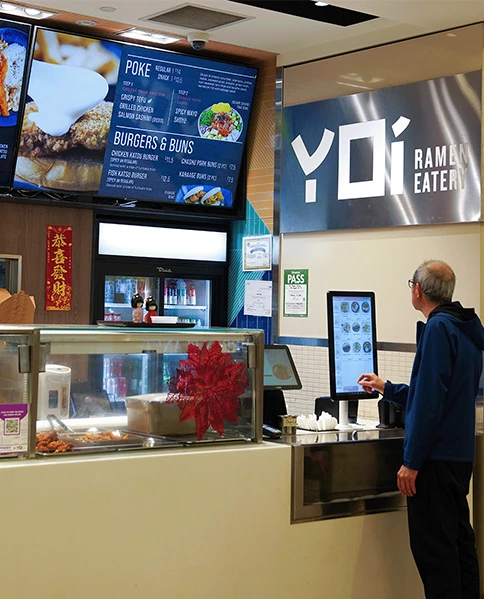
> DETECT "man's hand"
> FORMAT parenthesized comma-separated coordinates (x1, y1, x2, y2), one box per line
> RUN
(397, 465, 418, 496)
(357, 373, 385, 394)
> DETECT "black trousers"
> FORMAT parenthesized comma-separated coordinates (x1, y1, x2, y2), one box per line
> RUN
(407, 460, 480, 599)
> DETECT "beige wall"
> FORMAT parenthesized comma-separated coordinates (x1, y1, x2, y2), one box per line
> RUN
(281, 223, 482, 343)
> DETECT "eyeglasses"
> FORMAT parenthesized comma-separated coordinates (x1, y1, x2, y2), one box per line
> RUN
(408, 279, 415, 288)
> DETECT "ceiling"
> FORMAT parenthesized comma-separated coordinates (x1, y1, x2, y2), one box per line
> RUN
(6, 0, 484, 65)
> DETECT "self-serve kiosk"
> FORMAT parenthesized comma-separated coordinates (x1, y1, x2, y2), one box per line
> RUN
(326, 291, 379, 429)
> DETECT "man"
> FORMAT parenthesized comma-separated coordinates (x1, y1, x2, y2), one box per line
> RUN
(358, 259, 484, 599)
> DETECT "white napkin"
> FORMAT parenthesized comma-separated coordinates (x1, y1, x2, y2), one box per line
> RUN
(297, 411, 338, 431)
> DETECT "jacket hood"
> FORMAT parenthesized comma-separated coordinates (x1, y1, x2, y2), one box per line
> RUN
(429, 301, 484, 350)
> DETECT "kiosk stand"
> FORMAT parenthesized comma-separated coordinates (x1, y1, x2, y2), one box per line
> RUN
(327, 291, 379, 429)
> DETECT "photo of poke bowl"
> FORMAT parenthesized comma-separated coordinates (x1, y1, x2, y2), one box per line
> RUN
(351, 301, 360, 313)
(352, 322, 360, 332)
(198, 102, 243, 142)
(362, 323, 370, 333)
(342, 342, 351, 353)
(363, 341, 372, 353)
(353, 342, 361, 353)
(341, 322, 350, 333)
(183, 186, 205, 204)
(201, 187, 225, 206)
(341, 302, 349, 313)
(362, 301, 370, 313)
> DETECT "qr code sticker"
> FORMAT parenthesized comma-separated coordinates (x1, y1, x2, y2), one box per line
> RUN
(5, 418, 20, 435)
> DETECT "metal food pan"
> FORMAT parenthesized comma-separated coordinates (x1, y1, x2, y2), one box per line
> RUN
(59, 431, 144, 448)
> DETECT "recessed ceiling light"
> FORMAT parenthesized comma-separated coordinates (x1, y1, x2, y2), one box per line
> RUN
(118, 28, 181, 44)
(100, 6, 116, 12)
(0, 2, 16, 10)
(75, 19, 98, 26)
(314, 2, 329, 6)
(24, 7, 41, 15)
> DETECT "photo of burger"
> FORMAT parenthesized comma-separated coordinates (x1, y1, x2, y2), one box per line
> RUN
(16, 100, 112, 191)
(14, 30, 120, 192)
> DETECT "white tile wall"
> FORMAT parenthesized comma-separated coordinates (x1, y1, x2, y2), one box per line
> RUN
(284, 344, 415, 422)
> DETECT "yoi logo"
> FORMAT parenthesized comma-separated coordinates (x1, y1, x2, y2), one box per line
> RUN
(291, 116, 411, 203)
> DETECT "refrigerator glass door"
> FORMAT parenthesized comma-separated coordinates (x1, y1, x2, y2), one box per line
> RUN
(104, 275, 160, 323)
(163, 278, 211, 327)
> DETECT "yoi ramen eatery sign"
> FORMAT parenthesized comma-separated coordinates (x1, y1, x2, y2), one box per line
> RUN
(280, 71, 481, 233)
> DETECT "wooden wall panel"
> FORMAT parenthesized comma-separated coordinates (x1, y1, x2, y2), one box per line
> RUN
(0, 202, 93, 324)
(246, 57, 276, 232)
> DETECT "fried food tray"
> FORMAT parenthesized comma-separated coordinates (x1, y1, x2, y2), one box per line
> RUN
(35, 429, 184, 456)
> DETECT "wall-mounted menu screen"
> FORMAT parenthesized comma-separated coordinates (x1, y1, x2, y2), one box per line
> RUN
(0, 18, 31, 188)
(327, 291, 379, 401)
(13, 29, 257, 211)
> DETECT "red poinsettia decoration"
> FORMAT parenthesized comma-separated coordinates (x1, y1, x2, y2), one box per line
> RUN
(167, 341, 248, 440)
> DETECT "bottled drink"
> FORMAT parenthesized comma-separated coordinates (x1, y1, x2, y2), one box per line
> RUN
(177, 279, 187, 305)
(105, 280, 114, 303)
(164, 282, 168, 306)
(187, 281, 196, 305)
(169, 283, 176, 305)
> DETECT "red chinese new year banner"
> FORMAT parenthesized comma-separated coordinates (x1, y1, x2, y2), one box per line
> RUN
(45, 226, 73, 311)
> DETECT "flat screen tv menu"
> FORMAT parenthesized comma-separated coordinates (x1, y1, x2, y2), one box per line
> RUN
(13, 29, 257, 210)
(0, 18, 31, 187)
(331, 295, 375, 394)
(99, 46, 257, 208)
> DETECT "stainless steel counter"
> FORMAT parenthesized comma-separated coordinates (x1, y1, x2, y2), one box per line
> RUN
(274, 427, 406, 523)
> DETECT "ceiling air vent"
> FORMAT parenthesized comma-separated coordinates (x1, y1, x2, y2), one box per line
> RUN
(141, 4, 250, 31)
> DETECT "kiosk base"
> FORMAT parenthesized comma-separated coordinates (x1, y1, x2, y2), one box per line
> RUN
(336, 400, 363, 430)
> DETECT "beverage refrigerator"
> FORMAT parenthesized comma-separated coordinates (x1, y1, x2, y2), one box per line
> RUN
(88, 216, 230, 412)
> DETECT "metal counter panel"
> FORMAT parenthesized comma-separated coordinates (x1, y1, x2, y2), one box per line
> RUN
(289, 430, 406, 522)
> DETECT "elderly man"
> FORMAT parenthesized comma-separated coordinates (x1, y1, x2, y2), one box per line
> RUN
(358, 260, 484, 599)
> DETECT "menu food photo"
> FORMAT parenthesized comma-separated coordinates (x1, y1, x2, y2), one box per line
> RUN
(13, 28, 258, 210)
(0, 18, 30, 188)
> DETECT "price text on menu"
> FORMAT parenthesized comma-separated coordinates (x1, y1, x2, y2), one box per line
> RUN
(98, 46, 257, 206)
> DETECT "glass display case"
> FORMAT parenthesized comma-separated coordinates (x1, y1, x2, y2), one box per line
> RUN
(0, 326, 263, 459)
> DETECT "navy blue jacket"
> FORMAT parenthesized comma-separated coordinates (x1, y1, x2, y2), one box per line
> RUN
(383, 302, 484, 470)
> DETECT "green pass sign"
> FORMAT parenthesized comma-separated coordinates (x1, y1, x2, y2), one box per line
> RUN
(283, 269, 308, 317)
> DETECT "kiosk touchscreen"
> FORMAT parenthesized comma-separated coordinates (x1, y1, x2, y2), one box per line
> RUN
(262, 345, 301, 435)
(263, 345, 302, 390)
(327, 291, 379, 427)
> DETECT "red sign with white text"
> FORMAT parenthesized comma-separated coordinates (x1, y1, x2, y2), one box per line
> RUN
(45, 226, 72, 311)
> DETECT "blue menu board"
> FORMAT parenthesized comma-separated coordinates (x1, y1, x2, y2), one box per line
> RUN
(98, 46, 257, 207)
(0, 19, 31, 188)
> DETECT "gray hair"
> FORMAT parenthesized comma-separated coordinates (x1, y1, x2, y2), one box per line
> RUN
(413, 260, 455, 304)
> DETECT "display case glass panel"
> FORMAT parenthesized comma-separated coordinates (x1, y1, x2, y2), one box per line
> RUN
(0, 329, 34, 457)
(33, 327, 262, 457)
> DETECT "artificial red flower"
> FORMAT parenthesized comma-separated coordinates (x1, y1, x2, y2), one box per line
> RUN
(167, 341, 248, 440)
